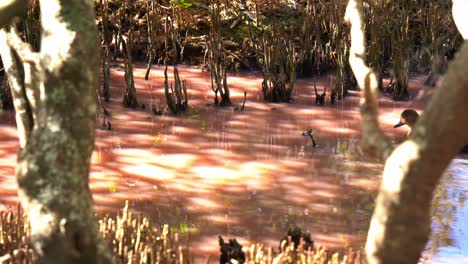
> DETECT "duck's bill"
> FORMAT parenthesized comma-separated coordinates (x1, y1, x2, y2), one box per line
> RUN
(394, 122, 404, 128)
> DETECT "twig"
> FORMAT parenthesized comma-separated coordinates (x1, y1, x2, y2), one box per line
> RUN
(241, 91, 247, 111)
(302, 129, 317, 147)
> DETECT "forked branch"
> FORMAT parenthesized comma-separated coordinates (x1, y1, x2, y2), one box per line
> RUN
(344, 0, 393, 159)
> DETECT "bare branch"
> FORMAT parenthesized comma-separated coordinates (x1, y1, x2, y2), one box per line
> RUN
(6, 26, 38, 63)
(345, 0, 393, 159)
(0, 29, 34, 148)
(0, 0, 31, 29)
(346, 0, 468, 262)
(452, 0, 468, 39)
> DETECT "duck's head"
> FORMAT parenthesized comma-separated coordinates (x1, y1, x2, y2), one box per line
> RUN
(394, 109, 420, 128)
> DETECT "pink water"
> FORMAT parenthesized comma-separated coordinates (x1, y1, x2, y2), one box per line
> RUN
(0, 65, 466, 262)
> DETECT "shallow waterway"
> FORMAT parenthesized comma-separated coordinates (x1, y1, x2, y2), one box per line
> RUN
(0, 65, 466, 262)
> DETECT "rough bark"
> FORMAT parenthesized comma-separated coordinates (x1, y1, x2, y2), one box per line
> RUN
(0, 27, 36, 147)
(345, 1, 468, 264)
(0, 0, 113, 263)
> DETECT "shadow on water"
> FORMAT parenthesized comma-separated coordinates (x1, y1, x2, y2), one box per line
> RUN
(0, 65, 466, 262)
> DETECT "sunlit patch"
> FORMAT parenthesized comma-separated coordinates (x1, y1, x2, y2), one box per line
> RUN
(321, 126, 357, 135)
(192, 166, 238, 183)
(91, 151, 101, 163)
(108, 182, 117, 193)
(190, 197, 223, 210)
(0, 153, 16, 167)
(285, 188, 313, 204)
(383, 140, 420, 193)
(114, 148, 153, 158)
(280, 175, 305, 184)
(309, 189, 338, 199)
(191, 237, 220, 255)
(153, 133, 168, 146)
(313, 233, 356, 248)
(172, 126, 199, 135)
(116, 149, 196, 170)
(296, 108, 320, 115)
(166, 182, 209, 193)
(201, 214, 239, 224)
(90, 180, 120, 192)
(121, 164, 174, 180)
(239, 162, 272, 188)
(347, 177, 380, 190)
(0, 126, 19, 139)
(89, 170, 120, 180)
(41, 1, 76, 71)
(308, 203, 335, 214)
(160, 154, 197, 169)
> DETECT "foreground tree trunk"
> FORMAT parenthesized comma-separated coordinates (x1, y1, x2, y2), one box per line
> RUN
(345, 0, 468, 263)
(0, 0, 113, 263)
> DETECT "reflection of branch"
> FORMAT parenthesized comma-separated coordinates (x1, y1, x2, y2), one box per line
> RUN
(344, 0, 392, 159)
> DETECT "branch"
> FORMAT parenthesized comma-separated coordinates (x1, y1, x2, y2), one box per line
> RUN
(365, 41, 468, 264)
(6, 26, 37, 63)
(0, 28, 34, 148)
(357, 0, 468, 263)
(345, 0, 393, 159)
(6, 26, 41, 116)
(452, 0, 468, 39)
(0, 0, 31, 29)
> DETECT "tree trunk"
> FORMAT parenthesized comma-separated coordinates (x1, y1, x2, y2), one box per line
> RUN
(0, 0, 113, 263)
(122, 29, 138, 108)
(120, 0, 138, 108)
(101, 0, 111, 102)
(345, 1, 468, 264)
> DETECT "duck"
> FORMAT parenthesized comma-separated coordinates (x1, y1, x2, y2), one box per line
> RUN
(394, 109, 468, 154)
(394, 109, 420, 130)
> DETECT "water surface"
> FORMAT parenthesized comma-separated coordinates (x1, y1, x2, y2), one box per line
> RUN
(0, 65, 465, 262)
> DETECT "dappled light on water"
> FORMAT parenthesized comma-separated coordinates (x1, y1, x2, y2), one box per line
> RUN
(0, 66, 465, 261)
